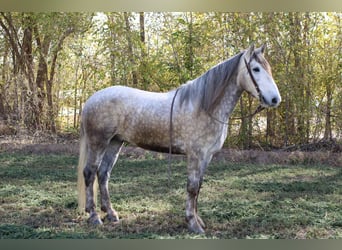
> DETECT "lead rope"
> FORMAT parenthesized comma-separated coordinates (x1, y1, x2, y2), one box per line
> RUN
(208, 104, 265, 125)
(168, 88, 180, 187)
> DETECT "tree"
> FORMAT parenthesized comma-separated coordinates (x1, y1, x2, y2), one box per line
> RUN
(0, 12, 92, 132)
(0, 12, 340, 148)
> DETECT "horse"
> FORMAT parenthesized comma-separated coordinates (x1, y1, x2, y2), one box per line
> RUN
(77, 44, 281, 234)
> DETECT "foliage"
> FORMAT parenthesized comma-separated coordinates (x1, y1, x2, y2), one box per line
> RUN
(0, 152, 342, 239)
(0, 12, 93, 132)
(0, 12, 341, 149)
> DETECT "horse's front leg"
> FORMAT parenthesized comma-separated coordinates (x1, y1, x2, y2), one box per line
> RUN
(186, 155, 210, 234)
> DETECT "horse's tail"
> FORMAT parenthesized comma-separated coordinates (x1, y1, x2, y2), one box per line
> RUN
(77, 122, 99, 214)
(77, 123, 87, 214)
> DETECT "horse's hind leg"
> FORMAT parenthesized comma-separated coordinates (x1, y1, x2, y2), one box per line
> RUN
(97, 138, 123, 223)
(84, 144, 107, 225)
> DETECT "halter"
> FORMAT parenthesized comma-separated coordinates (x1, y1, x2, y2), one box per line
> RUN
(243, 56, 262, 102)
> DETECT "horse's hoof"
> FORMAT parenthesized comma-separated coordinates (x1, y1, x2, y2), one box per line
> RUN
(188, 219, 205, 234)
(87, 218, 103, 226)
(188, 224, 205, 234)
(87, 214, 103, 226)
(104, 214, 120, 223)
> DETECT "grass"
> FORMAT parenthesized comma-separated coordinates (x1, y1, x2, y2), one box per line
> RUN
(0, 151, 342, 239)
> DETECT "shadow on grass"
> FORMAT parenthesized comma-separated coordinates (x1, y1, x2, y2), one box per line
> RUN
(250, 167, 342, 196)
(103, 158, 342, 238)
(199, 165, 342, 238)
(0, 153, 77, 183)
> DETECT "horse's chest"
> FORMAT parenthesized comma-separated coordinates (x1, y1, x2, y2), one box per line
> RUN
(178, 117, 227, 149)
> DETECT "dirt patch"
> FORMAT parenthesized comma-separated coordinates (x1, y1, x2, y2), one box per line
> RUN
(214, 149, 341, 167)
(0, 135, 79, 155)
(0, 136, 341, 167)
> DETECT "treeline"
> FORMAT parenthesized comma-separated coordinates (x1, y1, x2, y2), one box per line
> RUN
(0, 12, 340, 149)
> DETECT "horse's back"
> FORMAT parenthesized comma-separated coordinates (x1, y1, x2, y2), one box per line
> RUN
(81, 85, 172, 144)
(84, 85, 170, 109)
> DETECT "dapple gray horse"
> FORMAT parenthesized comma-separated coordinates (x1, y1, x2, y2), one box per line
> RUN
(77, 44, 281, 234)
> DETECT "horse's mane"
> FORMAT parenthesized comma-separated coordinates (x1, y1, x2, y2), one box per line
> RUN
(177, 52, 243, 114)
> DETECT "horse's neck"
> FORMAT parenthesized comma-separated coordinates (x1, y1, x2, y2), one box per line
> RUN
(213, 81, 243, 122)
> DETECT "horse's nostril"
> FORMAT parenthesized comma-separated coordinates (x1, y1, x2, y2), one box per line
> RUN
(271, 97, 278, 104)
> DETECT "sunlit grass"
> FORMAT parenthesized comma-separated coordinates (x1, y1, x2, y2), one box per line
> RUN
(0, 152, 341, 239)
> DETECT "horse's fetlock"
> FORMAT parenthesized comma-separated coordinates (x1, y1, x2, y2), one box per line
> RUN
(185, 214, 194, 223)
(100, 204, 108, 212)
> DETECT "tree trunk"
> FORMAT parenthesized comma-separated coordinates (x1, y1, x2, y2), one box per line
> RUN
(46, 28, 74, 133)
(106, 13, 116, 85)
(124, 12, 138, 86)
(163, 13, 183, 85)
(0, 42, 9, 119)
(22, 21, 42, 130)
(139, 12, 149, 88)
(74, 61, 79, 129)
(35, 32, 51, 130)
(139, 12, 145, 43)
(324, 83, 333, 140)
(185, 12, 194, 78)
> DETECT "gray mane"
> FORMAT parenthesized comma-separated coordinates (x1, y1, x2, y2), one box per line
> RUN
(177, 52, 243, 114)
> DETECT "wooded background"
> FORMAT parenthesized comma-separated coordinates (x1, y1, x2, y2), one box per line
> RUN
(0, 12, 340, 149)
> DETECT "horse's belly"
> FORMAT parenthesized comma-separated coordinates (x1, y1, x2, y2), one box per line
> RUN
(121, 114, 185, 154)
(135, 142, 184, 155)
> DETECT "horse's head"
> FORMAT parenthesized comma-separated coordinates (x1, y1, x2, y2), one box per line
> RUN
(238, 44, 281, 108)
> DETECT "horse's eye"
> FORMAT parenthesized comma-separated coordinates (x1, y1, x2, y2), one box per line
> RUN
(253, 67, 260, 72)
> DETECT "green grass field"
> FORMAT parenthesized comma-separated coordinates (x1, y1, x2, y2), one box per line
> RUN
(0, 151, 342, 239)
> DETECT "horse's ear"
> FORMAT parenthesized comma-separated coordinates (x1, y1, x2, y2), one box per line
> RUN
(245, 43, 255, 61)
(256, 43, 266, 54)
(261, 43, 266, 53)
